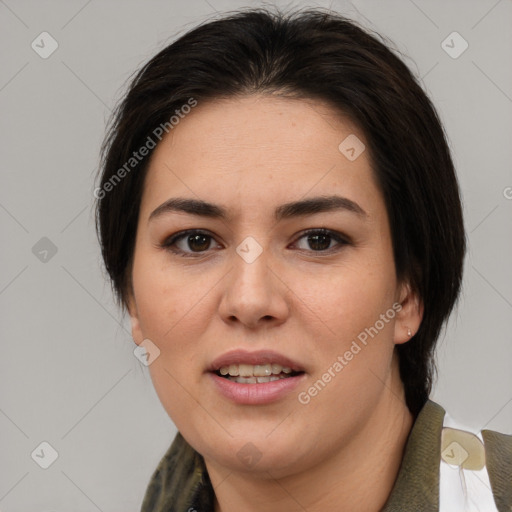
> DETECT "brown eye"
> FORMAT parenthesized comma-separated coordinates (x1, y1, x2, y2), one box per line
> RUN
(294, 229, 349, 253)
(162, 230, 219, 256)
(183, 233, 212, 252)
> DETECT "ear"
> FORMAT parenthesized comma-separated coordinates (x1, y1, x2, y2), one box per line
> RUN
(393, 281, 424, 345)
(126, 294, 144, 345)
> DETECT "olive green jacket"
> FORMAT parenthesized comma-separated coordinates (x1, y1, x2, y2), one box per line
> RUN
(140, 400, 512, 511)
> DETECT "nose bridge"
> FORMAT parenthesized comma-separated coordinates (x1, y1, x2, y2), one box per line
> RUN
(219, 236, 288, 327)
(231, 237, 273, 306)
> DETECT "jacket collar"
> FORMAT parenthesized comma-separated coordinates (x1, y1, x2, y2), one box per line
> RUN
(381, 399, 445, 511)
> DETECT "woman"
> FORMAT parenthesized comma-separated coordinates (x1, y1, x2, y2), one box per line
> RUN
(95, 8, 511, 512)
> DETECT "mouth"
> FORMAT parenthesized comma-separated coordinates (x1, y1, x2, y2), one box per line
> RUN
(207, 350, 306, 404)
(214, 363, 303, 384)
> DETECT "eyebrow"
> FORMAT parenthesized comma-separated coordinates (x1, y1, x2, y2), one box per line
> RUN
(148, 195, 368, 223)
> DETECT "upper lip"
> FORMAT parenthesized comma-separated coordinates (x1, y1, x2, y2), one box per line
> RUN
(208, 349, 305, 373)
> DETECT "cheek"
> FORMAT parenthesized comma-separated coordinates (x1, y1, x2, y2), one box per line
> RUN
(132, 259, 215, 429)
(132, 250, 209, 339)
(295, 258, 396, 343)
(146, 359, 208, 437)
(298, 270, 398, 406)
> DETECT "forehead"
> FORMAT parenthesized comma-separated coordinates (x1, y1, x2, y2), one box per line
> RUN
(141, 94, 382, 221)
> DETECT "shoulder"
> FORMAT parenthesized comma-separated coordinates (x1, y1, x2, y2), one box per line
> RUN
(436, 401, 512, 512)
(480, 429, 512, 510)
(382, 399, 511, 511)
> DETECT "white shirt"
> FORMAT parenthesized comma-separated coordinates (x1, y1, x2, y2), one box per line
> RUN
(439, 412, 499, 512)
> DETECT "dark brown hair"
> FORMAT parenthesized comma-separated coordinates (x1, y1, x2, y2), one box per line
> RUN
(96, 8, 466, 416)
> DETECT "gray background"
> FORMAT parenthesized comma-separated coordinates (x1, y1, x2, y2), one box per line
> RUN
(1, 0, 511, 510)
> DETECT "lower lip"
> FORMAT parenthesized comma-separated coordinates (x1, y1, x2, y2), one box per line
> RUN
(209, 372, 306, 405)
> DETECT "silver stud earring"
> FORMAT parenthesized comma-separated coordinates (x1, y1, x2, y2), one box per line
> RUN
(407, 327, 412, 337)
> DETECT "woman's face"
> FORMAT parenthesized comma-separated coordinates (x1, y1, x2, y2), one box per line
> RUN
(129, 95, 420, 478)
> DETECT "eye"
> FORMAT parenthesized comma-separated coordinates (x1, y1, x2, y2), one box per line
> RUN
(161, 228, 350, 258)
(161, 229, 221, 257)
(292, 228, 349, 253)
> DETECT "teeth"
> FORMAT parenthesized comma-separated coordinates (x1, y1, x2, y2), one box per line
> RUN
(254, 364, 272, 377)
(217, 363, 293, 378)
(219, 363, 286, 377)
(227, 375, 285, 384)
(256, 376, 280, 383)
(271, 363, 282, 374)
(238, 364, 254, 377)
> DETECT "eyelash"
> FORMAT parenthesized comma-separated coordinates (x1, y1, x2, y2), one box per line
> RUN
(160, 228, 350, 258)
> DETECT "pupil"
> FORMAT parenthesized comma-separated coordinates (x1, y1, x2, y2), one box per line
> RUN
(309, 233, 330, 251)
(189, 234, 210, 252)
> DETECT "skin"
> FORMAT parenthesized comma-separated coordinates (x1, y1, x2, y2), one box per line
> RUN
(128, 95, 423, 511)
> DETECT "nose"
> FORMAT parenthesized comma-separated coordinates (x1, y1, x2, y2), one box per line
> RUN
(218, 243, 290, 330)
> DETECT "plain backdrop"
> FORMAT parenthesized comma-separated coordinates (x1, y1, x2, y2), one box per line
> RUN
(1, 0, 511, 510)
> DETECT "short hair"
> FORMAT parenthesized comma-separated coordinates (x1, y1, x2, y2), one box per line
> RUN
(96, 8, 466, 417)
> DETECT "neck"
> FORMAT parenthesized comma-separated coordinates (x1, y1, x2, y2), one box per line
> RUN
(206, 355, 414, 512)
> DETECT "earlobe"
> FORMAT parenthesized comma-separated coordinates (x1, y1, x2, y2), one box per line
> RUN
(394, 282, 424, 345)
